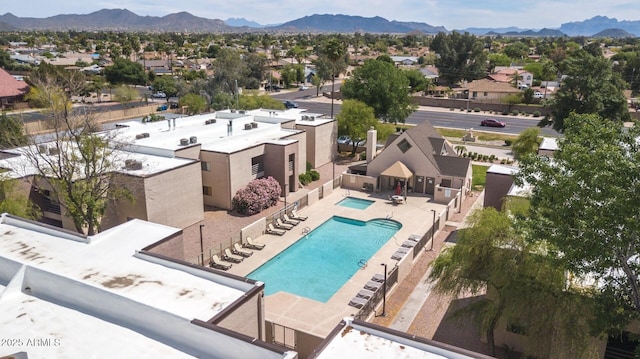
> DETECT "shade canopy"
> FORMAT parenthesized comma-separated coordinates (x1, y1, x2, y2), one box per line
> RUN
(380, 161, 413, 180)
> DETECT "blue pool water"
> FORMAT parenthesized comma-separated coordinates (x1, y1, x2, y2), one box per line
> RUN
(248, 216, 401, 302)
(336, 197, 375, 210)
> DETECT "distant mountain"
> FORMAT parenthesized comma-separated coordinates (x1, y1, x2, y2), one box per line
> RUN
(0, 21, 14, 31)
(463, 27, 528, 35)
(272, 14, 444, 34)
(225, 18, 265, 28)
(485, 28, 566, 37)
(390, 21, 447, 34)
(0, 9, 231, 32)
(592, 28, 635, 38)
(560, 16, 640, 36)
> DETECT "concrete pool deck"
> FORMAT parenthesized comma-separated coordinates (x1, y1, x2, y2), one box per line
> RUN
(227, 188, 449, 338)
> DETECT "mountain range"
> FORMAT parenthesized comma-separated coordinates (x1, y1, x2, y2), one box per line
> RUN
(0, 10, 638, 37)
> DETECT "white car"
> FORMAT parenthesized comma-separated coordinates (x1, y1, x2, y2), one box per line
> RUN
(299, 85, 309, 91)
(152, 92, 167, 98)
(534, 91, 544, 99)
(337, 135, 351, 144)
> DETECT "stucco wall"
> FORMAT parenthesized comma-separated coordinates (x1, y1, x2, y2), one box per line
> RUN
(484, 172, 515, 210)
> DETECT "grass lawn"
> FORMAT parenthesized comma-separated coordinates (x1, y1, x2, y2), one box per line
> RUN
(472, 164, 489, 188)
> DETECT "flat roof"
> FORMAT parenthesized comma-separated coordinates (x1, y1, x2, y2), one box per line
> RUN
(539, 137, 559, 151)
(0, 214, 289, 358)
(313, 318, 491, 359)
(486, 164, 519, 176)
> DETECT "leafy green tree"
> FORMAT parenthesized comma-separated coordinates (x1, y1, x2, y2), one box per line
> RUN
(0, 113, 27, 149)
(0, 49, 12, 68)
(322, 37, 348, 119)
(238, 94, 285, 111)
(19, 76, 131, 235)
(342, 58, 417, 124)
(103, 58, 146, 86)
(153, 76, 178, 97)
(517, 113, 640, 333)
(179, 93, 207, 115)
(501, 93, 522, 113)
(429, 31, 487, 84)
(402, 68, 428, 94)
(503, 41, 530, 60)
(0, 177, 40, 219)
(511, 127, 540, 160)
(541, 50, 629, 132)
(113, 85, 139, 107)
(429, 208, 599, 358)
(487, 53, 511, 71)
(211, 92, 234, 111)
(336, 99, 378, 155)
(522, 87, 534, 104)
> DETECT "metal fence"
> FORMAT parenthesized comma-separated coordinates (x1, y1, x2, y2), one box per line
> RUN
(354, 266, 399, 321)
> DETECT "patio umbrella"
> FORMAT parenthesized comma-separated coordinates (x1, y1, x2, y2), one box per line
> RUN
(395, 182, 402, 196)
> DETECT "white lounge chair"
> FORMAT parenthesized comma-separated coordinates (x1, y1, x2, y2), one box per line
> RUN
(244, 237, 265, 250)
(371, 273, 385, 283)
(348, 296, 369, 309)
(408, 234, 422, 242)
(402, 240, 417, 248)
(210, 255, 232, 270)
(233, 243, 253, 257)
(391, 247, 411, 261)
(283, 214, 299, 226)
(223, 248, 243, 263)
(356, 289, 376, 299)
(364, 280, 383, 291)
(290, 209, 308, 221)
(275, 218, 293, 230)
(267, 223, 286, 236)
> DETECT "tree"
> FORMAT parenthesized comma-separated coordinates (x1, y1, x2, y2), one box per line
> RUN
(238, 94, 285, 111)
(429, 31, 487, 85)
(322, 37, 347, 119)
(179, 93, 207, 115)
(113, 85, 139, 107)
(541, 50, 630, 132)
(18, 76, 131, 235)
(429, 208, 599, 358)
(517, 113, 640, 332)
(336, 100, 379, 155)
(511, 127, 541, 160)
(342, 58, 417, 124)
(402, 68, 428, 94)
(0, 113, 27, 149)
(152, 76, 178, 97)
(103, 58, 146, 86)
(0, 177, 40, 219)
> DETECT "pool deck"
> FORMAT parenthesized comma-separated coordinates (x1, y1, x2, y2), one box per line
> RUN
(228, 189, 447, 338)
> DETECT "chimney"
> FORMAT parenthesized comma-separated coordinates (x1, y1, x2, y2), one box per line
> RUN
(366, 126, 377, 163)
(227, 120, 233, 136)
(167, 118, 171, 129)
(172, 118, 176, 129)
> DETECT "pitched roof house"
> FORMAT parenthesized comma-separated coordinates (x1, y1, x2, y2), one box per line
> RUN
(0, 67, 29, 109)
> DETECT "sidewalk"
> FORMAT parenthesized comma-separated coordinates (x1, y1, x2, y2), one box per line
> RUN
(370, 190, 492, 355)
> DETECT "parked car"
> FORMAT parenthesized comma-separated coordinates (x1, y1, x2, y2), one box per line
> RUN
(157, 104, 168, 111)
(337, 135, 351, 144)
(265, 84, 282, 92)
(152, 91, 167, 98)
(283, 101, 298, 109)
(299, 85, 309, 91)
(534, 91, 544, 99)
(347, 139, 366, 147)
(480, 118, 506, 128)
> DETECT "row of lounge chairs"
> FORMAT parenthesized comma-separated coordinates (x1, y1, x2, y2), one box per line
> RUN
(348, 273, 386, 309)
(266, 210, 308, 236)
(391, 234, 422, 261)
(209, 237, 266, 270)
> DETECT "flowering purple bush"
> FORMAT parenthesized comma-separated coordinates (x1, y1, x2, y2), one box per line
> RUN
(232, 177, 282, 215)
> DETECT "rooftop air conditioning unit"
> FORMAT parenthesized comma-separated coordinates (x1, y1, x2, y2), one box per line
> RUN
(251, 122, 258, 128)
(179, 138, 189, 146)
(239, 110, 246, 114)
(189, 136, 198, 144)
(135, 133, 145, 140)
(301, 115, 308, 121)
(244, 123, 253, 130)
(205, 119, 216, 125)
(48, 147, 60, 156)
(142, 133, 150, 138)
(125, 159, 143, 170)
(309, 116, 315, 121)
(38, 144, 48, 154)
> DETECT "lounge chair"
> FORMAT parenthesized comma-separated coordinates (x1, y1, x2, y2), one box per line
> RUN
(233, 243, 253, 257)
(348, 296, 369, 309)
(371, 273, 386, 283)
(402, 240, 417, 248)
(408, 234, 422, 242)
(356, 289, 376, 299)
(391, 247, 411, 261)
(267, 223, 286, 236)
(210, 255, 232, 270)
(223, 248, 244, 263)
(364, 280, 383, 291)
(244, 237, 265, 250)
(282, 214, 299, 226)
(290, 209, 308, 221)
(275, 218, 293, 230)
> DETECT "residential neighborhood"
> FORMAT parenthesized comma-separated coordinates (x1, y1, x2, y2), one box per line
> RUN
(1, 8, 640, 358)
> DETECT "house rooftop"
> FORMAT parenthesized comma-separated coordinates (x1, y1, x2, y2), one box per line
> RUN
(539, 137, 559, 152)
(0, 214, 290, 358)
(311, 318, 492, 359)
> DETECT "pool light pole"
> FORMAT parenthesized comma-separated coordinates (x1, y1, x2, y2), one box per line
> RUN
(199, 224, 205, 265)
(430, 209, 436, 251)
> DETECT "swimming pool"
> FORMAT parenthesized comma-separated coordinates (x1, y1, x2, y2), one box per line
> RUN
(248, 216, 401, 302)
(336, 197, 375, 210)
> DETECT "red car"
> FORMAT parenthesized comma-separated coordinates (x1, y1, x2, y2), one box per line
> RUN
(480, 118, 506, 127)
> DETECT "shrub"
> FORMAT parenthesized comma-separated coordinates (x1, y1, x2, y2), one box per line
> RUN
(504, 139, 513, 146)
(306, 161, 312, 172)
(449, 108, 455, 111)
(309, 170, 320, 181)
(299, 172, 312, 185)
(232, 177, 281, 215)
(502, 111, 509, 115)
(474, 107, 481, 112)
(500, 159, 506, 164)
(533, 111, 541, 117)
(511, 110, 519, 116)
(489, 154, 496, 161)
(460, 108, 465, 111)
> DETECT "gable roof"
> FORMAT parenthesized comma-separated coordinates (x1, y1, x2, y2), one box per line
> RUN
(380, 160, 413, 179)
(0, 67, 28, 98)
(405, 121, 470, 176)
(465, 78, 521, 94)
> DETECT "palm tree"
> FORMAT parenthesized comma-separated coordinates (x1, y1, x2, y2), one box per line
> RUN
(323, 38, 346, 119)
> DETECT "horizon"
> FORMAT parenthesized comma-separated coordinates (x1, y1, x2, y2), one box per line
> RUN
(2, 1, 640, 30)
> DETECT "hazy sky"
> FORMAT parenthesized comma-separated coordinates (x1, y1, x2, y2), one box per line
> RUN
(3, 0, 640, 30)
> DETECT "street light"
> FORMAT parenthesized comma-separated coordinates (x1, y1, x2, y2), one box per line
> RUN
(199, 224, 205, 266)
(430, 209, 436, 251)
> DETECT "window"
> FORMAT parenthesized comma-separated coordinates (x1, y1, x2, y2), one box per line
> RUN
(397, 139, 412, 153)
(202, 186, 212, 196)
(472, 91, 477, 98)
(483, 92, 488, 97)
(251, 155, 264, 176)
(201, 161, 211, 171)
(441, 179, 452, 188)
